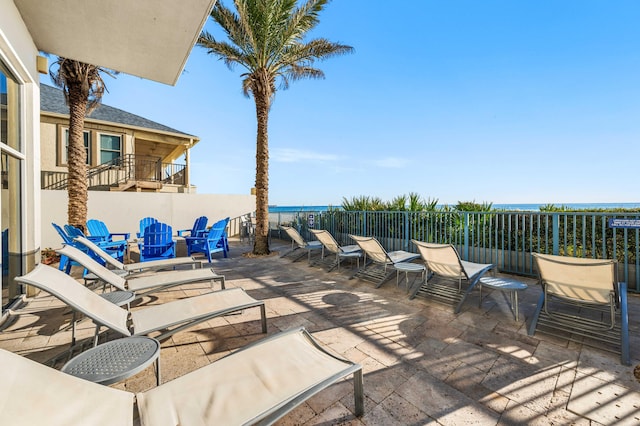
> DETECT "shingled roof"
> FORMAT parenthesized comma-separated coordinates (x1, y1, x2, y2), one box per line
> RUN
(40, 84, 194, 137)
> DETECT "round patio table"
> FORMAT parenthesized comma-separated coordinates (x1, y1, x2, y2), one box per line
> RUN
(394, 263, 426, 293)
(478, 276, 528, 321)
(62, 336, 161, 386)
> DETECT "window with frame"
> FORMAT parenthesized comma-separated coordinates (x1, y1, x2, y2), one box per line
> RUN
(62, 129, 91, 165)
(0, 62, 20, 150)
(99, 133, 122, 164)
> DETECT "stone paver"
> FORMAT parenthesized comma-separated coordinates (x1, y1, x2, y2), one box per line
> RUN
(1, 238, 639, 425)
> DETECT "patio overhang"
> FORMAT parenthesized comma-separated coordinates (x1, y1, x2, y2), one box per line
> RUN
(13, 0, 216, 85)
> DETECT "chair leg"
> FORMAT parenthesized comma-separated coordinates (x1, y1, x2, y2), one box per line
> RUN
(527, 292, 545, 336)
(619, 282, 630, 365)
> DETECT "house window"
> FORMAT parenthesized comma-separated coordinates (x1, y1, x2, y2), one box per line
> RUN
(99, 133, 122, 164)
(0, 62, 20, 150)
(62, 129, 91, 165)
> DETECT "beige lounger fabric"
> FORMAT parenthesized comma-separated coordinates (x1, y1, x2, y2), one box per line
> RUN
(0, 328, 362, 426)
(0, 349, 134, 426)
(131, 288, 260, 335)
(17, 264, 131, 336)
(74, 236, 202, 272)
(15, 264, 264, 340)
(137, 329, 356, 426)
(533, 253, 615, 304)
(57, 245, 223, 293)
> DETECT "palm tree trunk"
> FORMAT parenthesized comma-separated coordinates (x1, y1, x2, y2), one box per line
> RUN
(66, 81, 89, 233)
(252, 74, 271, 255)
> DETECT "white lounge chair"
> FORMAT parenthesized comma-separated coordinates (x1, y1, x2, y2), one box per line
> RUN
(529, 253, 630, 365)
(410, 240, 495, 313)
(0, 327, 363, 426)
(15, 264, 267, 346)
(57, 245, 224, 297)
(309, 229, 362, 271)
(349, 235, 420, 287)
(74, 236, 203, 276)
(279, 225, 322, 263)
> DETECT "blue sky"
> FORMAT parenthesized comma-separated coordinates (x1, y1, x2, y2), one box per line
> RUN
(42, 0, 640, 206)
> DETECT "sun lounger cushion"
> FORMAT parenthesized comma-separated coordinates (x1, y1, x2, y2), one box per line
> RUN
(0, 349, 134, 426)
(137, 327, 362, 425)
(0, 328, 362, 426)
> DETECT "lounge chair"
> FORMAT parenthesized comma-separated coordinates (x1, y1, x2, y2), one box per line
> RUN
(280, 225, 322, 263)
(409, 240, 495, 313)
(15, 264, 267, 346)
(528, 253, 630, 365)
(74, 236, 203, 275)
(349, 235, 420, 288)
(0, 327, 363, 425)
(56, 245, 224, 298)
(309, 229, 362, 271)
(186, 217, 230, 262)
(177, 215, 208, 237)
(138, 222, 176, 262)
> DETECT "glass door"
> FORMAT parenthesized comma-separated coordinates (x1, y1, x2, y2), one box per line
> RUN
(0, 62, 23, 309)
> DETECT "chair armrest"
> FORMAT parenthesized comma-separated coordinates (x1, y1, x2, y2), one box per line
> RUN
(176, 229, 191, 237)
(109, 233, 130, 241)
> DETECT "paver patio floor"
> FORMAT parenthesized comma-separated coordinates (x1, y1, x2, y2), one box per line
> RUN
(2, 238, 640, 425)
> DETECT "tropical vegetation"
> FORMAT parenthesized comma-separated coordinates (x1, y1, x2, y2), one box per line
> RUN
(198, 0, 353, 255)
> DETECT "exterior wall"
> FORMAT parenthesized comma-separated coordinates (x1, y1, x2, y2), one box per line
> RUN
(41, 190, 255, 249)
(40, 121, 58, 170)
(0, 0, 41, 296)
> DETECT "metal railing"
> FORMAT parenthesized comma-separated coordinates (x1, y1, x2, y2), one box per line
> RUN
(269, 209, 640, 292)
(41, 154, 187, 190)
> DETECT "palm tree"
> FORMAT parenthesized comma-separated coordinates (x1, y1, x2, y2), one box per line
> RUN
(198, 0, 353, 255)
(50, 58, 112, 233)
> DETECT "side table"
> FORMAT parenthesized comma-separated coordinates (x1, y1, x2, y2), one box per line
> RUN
(62, 336, 161, 386)
(394, 263, 426, 293)
(478, 276, 528, 321)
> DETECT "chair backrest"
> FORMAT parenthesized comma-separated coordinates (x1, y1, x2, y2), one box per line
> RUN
(142, 223, 173, 258)
(205, 218, 229, 240)
(310, 229, 340, 254)
(15, 264, 130, 336)
(192, 216, 208, 235)
(412, 240, 464, 279)
(532, 253, 616, 305)
(349, 235, 390, 264)
(74, 236, 126, 270)
(56, 245, 127, 291)
(64, 224, 85, 239)
(86, 219, 109, 240)
(52, 223, 73, 245)
(139, 217, 159, 237)
(281, 226, 307, 247)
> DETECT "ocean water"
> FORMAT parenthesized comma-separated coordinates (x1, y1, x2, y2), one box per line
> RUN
(269, 203, 640, 212)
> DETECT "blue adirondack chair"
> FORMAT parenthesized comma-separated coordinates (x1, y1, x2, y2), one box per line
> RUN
(64, 224, 126, 263)
(52, 223, 103, 275)
(137, 217, 159, 238)
(177, 216, 208, 237)
(87, 219, 130, 243)
(185, 218, 229, 262)
(138, 222, 176, 262)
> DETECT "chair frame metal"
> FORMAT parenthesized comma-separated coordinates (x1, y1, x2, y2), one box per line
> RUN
(409, 240, 495, 313)
(528, 252, 630, 365)
(349, 235, 420, 288)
